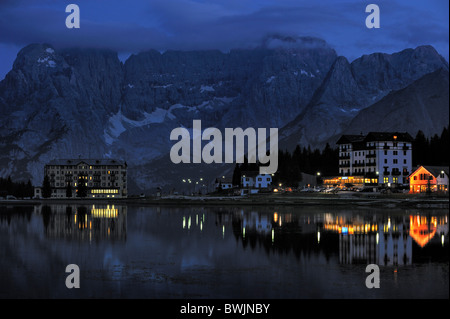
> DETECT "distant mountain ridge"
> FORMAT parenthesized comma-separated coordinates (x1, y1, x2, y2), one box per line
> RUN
(0, 38, 448, 193)
(278, 45, 449, 150)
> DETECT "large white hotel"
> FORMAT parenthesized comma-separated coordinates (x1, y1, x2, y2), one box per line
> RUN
(324, 132, 413, 188)
(35, 159, 128, 198)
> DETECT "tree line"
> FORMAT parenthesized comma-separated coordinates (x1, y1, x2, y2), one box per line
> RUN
(232, 143, 339, 188)
(0, 177, 33, 198)
(412, 127, 449, 166)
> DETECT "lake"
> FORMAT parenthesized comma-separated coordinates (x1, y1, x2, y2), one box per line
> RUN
(0, 203, 448, 299)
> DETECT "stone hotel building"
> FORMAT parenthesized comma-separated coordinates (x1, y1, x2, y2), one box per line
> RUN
(36, 159, 127, 198)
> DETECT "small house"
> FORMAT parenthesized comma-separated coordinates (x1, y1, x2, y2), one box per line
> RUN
(409, 166, 449, 193)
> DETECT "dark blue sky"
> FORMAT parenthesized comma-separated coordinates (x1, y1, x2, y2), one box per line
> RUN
(0, 0, 448, 79)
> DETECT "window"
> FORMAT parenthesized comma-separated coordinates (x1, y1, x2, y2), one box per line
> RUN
(403, 151, 407, 156)
(393, 151, 398, 155)
(384, 150, 387, 155)
(403, 159, 407, 164)
(393, 177, 398, 184)
(414, 176, 417, 180)
(384, 159, 387, 164)
(393, 159, 398, 164)
(383, 177, 389, 183)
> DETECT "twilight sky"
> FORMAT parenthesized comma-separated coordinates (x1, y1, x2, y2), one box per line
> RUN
(0, 0, 448, 80)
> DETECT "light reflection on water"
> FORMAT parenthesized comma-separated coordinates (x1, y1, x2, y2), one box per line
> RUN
(0, 204, 448, 299)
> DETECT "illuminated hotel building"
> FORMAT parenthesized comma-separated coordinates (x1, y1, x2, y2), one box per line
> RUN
(325, 132, 413, 188)
(42, 159, 127, 198)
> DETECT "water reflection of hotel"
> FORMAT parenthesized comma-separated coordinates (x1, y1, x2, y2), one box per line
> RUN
(323, 214, 448, 266)
(35, 205, 127, 241)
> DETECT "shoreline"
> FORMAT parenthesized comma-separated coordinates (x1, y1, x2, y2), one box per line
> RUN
(1, 192, 448, 208)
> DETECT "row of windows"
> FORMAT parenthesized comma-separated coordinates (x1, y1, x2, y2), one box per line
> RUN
(384, 159, 407, 164)
(340, 150, 410, 157)
(243, 177, 272, 181)
(341, 158, 408, 166)
(91, 189, 119, 194)
(413, 174, 432, 181)
(48, 170, 123, 175)
(340, 142, 410, 151)
(334, 175, 407, 184)
(52, 175, 124, 181)
(53, 182, 124, 187)
(47, 165, 123, 169)
(382, 177, 406, 184)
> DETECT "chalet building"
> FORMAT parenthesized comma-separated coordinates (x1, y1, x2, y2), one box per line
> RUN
(36, 159, 127, 198)
(408, 166, 449, 193)
(215, 176, 233, 190)
(333, 132, 413, 188)
(241, 171, 272, 189)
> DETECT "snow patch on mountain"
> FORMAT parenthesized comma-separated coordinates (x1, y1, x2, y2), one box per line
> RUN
(266, 76, 276, 83)
(300, 69, 315, 77)
(200, 85, 215, 93)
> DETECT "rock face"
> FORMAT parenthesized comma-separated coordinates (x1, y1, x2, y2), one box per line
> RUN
(342, 68, 449, 138)
(0, 39, 448, 193)
(278, 45, 449, 151)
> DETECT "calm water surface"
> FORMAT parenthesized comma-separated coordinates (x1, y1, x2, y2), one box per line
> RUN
(0, 203, 448, 299)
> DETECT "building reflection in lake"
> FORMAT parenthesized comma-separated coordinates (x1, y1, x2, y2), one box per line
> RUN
(321, 213, 447, 266)
(180, 208, 448, 267)
(34, 204, 127, 241)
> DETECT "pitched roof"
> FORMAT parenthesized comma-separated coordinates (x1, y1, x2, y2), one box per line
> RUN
(241, 170, 260, 178)
(336, 134, 365, 144)
(337, 132, 414, 145)
(46, 159, 127, 166)
(364, 132, 413, 142)
(410, 165, 449, 177)
(217, 176, 233, 183)
(422, 166, 448, 177)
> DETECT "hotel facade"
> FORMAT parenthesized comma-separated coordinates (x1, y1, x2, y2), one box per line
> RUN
(35, 159, 127, 198)
(324, 132, 413, 189)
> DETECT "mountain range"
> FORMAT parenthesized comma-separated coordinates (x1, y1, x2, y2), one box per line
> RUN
(0, 36, 448, 193)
